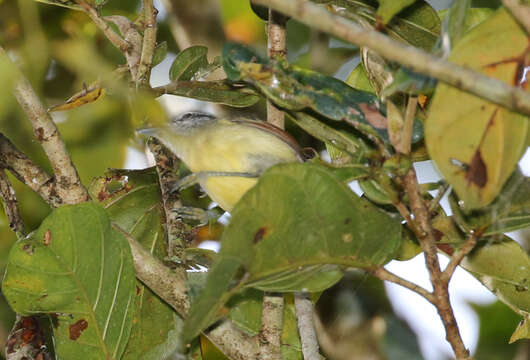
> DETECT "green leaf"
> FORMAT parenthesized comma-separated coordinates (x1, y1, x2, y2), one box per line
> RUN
(425, 8, 529, 210)
(183, 162, 402, 341)
(227, 289, 263, 336)
(325, 0, 441, 50)
(461, 236, 530, 330)
(281, 294, 303, 360)
(346, 63, 376, 93)
(163, 81, 260, 108)
(89, 169, 184, 360)
(169, 46, 209, 81)
(449, 168, 530, 235)
(376, 0, 416, 26)
(152, 41, 168, 67)
(2, 203, 136, 360)
(510, 316, 530, 343)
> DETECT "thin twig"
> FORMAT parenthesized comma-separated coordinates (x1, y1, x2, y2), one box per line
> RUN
(0, 133, 61, 208)
(137, 0, 158, 86)
(75, 0, 130, 52)
(0, 170, 25, 238)
(441, 234, 478, 283)
(0, 47, 89, 205)
(401, 96, 417, 155)
(159, 0, 192, 49)
(252, 0, 530, 117)
(294, 293, 322, 360)
(259, 294, 284, 359)
(503, 0, 530, 35)
(428, 183, 450, 213)
(402, 169, 471, 359)
(267, 8, 287, 129)
(370, 267, 435, 304)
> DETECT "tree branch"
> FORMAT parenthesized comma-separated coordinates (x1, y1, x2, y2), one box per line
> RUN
(159, 0, 192, 50)
(294, 293, 321, 360)
(0, 170, 25, 238)
(402, 169, 471, 359)
(252, 0, 530, 117)
(0, 47, 89, 205)
(369, 267, 435, 304)
(137, 0, 158, 86)
(503, 0, 530, 35)
(147, 138, 192, 258)
(0, 133, 61, 208)
(259, 294, 284, 359)
(267, 9, 287, 129)
(75, 0, 130, 53)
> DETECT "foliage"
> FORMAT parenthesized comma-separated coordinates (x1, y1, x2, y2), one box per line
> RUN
(0, 0, 529, 359)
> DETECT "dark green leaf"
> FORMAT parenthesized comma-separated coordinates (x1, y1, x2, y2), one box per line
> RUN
(182, 162, 402, 341)
(2, 203, 136, 360)
(89, 169, 185, 360)
(227, 289, 263, 336)
(162, 81, 260, 107)
(152, 41, 168, 67)
(169, 46, 209, 81)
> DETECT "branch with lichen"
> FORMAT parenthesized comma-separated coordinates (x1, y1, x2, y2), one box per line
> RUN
(0, 46, 89, 205)
(294, 293, 321, 360)
(137, 0, 158, 86)
(0, 169, 25, 239)
(0, 133, 61, 208)
(252, 0, 530, 117)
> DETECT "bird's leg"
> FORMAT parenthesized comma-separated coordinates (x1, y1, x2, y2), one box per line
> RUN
(170, 171, 260, 224)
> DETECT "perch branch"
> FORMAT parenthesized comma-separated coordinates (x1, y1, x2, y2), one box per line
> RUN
(402, 169, 470, 359)
(0, 47, 89, 205)
(503, 0, 530, 35)
(266, 8, 287, 129)
(252, 0, 530, 117)
(0, 134, 61, 208)
(147, 138, 191, 258)
(370, 267, 435, 304)
(159, 0, 192, 49)
(294, 293, 321, 360)
(75, 0, 130, 53)
(259, 294, 284, 359)
(0, 170, 25, 238)
(137, 0, 158, 86)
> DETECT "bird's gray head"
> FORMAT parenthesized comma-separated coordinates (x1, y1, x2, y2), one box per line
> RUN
(169, 112, 217, 134)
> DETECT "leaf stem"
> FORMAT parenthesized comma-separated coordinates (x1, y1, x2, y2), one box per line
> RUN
(370, 267, 435, 303)
(252, 0, 530, 117)
(441, 234, 478, 283)
(0, 47, 89, 205)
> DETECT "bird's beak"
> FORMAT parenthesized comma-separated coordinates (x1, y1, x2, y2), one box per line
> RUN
(136, 127, 163, 137)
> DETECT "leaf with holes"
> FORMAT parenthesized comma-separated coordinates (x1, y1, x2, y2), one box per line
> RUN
(2, 203, 135, 360)
(182, 162, 402, 341)
(426, 8, 529, 210)
(89, 168, 185, 360)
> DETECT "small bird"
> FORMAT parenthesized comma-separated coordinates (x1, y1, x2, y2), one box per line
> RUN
(139, 112, 304, 212)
